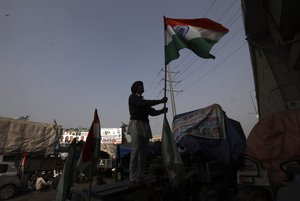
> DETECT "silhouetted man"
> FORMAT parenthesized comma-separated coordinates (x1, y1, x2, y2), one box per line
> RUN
(128, 81, 168, 184)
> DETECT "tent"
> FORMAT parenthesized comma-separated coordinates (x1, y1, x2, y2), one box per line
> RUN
(246, 110, 300, 186)
(173, 104, 246, 165)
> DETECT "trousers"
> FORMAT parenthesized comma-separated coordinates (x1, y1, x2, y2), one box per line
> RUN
(128, 120, 151, 181)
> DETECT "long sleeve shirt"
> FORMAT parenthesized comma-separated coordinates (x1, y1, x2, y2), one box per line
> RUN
(129, 94, 164, 122)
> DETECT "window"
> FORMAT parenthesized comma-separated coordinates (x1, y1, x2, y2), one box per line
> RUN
(0, 164, 8, 173)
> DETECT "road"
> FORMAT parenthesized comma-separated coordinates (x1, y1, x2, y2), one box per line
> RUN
(9, 180, 96, 201)
(8, 176, 161, 201)
(9, 189, 57, 201)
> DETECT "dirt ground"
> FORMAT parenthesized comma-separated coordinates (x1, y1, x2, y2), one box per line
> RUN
(9, 178, 97, 201)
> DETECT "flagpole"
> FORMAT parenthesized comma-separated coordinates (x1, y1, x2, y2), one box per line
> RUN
(88, 160, 94, 201)
(163, 16, 167, 119)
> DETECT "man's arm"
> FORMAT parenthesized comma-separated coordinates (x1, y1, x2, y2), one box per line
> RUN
(41, 177, 48, 185)
(149, 107, 168, 116)
(129, 94, 167, 107)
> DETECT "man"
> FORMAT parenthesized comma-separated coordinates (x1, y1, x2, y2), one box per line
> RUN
(128, 81, 168, 184)
(35, 172, 50, 191)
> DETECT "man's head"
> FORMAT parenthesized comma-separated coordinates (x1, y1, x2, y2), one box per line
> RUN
(131, 81, 144, 95)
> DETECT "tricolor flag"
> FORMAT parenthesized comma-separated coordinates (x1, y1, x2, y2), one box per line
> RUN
(21, 151, 26, 172)
(164, 17, 229, 65)
(55, 138, 76, 201)
(77, 109, 101, 172)
(162, 116, 186, 188)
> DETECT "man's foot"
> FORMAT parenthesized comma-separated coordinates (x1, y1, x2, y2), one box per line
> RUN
(128, 180, 139, 188)
(129, 179, 147, 188)
(136, 177, 145, 184)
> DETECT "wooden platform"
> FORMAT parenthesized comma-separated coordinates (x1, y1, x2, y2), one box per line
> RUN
(69, 175, 159, 201)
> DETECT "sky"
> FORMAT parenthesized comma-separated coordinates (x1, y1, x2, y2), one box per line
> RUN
(0, 0, 258, 137)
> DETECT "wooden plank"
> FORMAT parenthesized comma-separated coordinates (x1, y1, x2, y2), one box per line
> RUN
(82, 175, 157, 200)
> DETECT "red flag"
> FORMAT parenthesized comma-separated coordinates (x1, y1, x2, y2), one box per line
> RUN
(77, 109, 101, 172)
(21, 151, 26, 172)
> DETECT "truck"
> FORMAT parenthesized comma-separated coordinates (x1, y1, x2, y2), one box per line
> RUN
(0, 116, 64, 186)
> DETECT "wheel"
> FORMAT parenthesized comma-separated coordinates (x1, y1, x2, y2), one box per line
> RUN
(0, 184, 16, 200)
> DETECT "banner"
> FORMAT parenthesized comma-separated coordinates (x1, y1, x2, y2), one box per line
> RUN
(172, 104, 226, 142)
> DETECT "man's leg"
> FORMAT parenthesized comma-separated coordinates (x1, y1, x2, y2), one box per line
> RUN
(129, 127, 140, 182)
(137, 136, 149, 181)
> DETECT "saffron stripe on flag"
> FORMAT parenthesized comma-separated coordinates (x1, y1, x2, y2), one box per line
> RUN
(77, 109, 101, 172)
(164, 17, 229, 65)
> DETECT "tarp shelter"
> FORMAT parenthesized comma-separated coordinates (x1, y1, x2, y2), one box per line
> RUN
(0, 117, 60, 156)
(246, 110, 300, 186)
(173, 104, 246, 165)
(100, 144, 132, 159)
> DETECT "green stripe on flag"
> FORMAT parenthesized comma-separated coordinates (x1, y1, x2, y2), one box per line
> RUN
(165, 34, 186, 65)
(188, 37, 217, 58)
(56, 139, 76, 201)
(165, 34, 217, 65)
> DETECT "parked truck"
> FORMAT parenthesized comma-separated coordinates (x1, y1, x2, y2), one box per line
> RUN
(0, 116, 64, 187)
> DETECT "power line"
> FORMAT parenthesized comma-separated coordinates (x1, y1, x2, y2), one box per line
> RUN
(182, 42, 247, 91)
(176, 20, 244, 83)
(171, 0, 239, 72)
(226, 12, 242, 27)
(174, 11, 242, 81)
(172, 52, 192, 70)
(177, 28, 243, 83)
(203, 0, 217, 17)
(173, 56, 199, 79)
(164, 0, 220, 73)
(145, 68, 163, 97)
(217, 0, 240, 22)
(151, 0, 244, 99)
(214, 25, 244, 55)
(224, 9, 241, 27)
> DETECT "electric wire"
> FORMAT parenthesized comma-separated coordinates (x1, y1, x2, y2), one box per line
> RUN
(217, 0, 240, 22)
(224, 9, 241, 27)
(203, 0, 217, 17)
(182, 42, 247, 92)
(175, 14, 243, 82)
(166, 0, 218, 72)
(178, 26, 243, 83)
(145, 68, 163, 97)
(172, 0, 241, 80)
(150, 0, 244, 99)
(172, 52, 192, 70)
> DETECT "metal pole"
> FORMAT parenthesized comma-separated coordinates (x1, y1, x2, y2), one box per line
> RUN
(167, 65, 176, 117)
(163, 16, 167, 119)
(88, 160, 93, 201)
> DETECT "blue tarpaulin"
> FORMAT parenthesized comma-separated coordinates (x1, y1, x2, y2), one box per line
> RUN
(174, 104, 246, 165)
(119, 146, 132, 158)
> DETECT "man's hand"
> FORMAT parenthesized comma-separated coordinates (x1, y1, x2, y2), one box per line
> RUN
(161, 97, 168, 103)
(161, 107, 168, 113)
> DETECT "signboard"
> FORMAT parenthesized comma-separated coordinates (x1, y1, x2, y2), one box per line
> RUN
(60, 128, 122, 145)
(101, 128, 122, 144)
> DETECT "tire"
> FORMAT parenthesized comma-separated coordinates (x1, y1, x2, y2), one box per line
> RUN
(0, 184, 16, 200)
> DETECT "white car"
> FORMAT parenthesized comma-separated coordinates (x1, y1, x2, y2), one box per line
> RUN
(0, 161, 21, 200)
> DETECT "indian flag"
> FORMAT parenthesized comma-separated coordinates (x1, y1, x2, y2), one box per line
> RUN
(164, 17, 229, 65)
(77, 109, 101, 172)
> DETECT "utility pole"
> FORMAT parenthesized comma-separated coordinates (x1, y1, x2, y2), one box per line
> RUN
(168, 65, 176, 117)
(163, 66, 182, 117)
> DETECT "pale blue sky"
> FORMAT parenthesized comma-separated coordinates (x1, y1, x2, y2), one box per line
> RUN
(0, 0, 258, 137)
